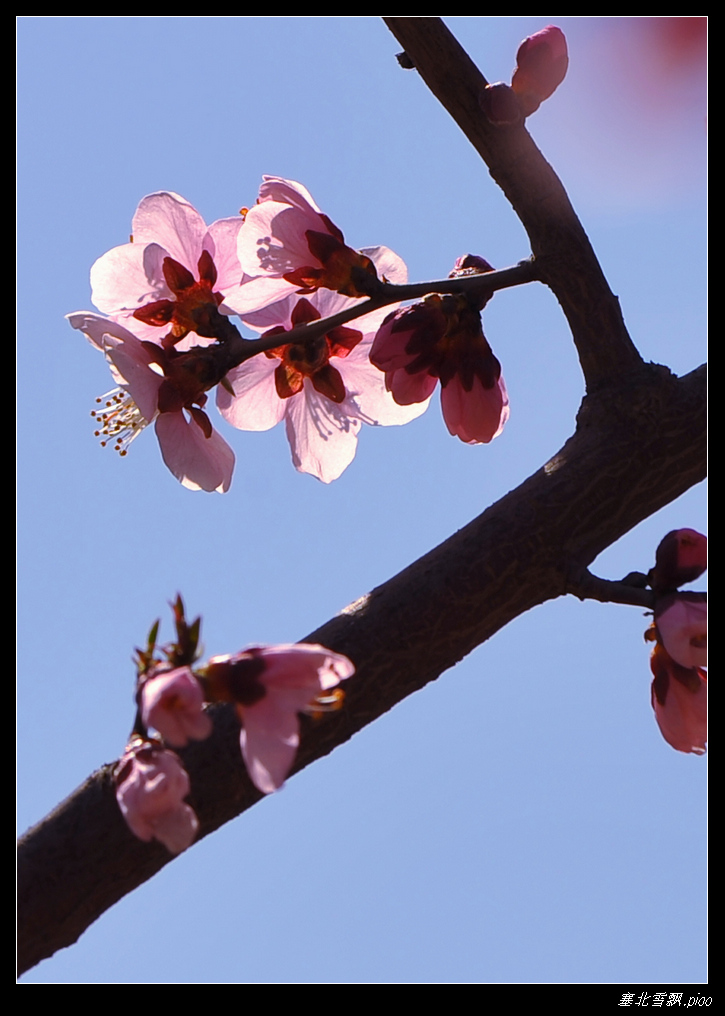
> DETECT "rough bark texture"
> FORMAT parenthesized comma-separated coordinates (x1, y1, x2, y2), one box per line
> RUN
(18, 18, 706, 977)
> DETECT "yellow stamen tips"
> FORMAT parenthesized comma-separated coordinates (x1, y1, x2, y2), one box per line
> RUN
(90, 387, 150, 456)
(239, 207, 249, 220)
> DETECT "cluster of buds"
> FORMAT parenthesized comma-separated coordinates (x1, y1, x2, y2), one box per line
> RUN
(645, 529, 707, 755)
(114, 598, 353, 853)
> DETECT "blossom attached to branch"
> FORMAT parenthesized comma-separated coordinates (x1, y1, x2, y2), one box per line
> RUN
(236, 176, 392, 311)
(654, 594, 707, 672)
(140, 667, 213, 748)
(370, 256, 508, 444)
(114, 739, 199, 854)
(217, 281, 428, 482)
(651, 528, 708, 594)
(203, 644, 354, 794)
(89, 191, 246, 350)
(644, 529, 707, 755)
(68, 313, 235, 492)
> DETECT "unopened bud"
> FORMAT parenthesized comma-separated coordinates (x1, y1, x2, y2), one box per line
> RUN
(511, 26, 568, 117)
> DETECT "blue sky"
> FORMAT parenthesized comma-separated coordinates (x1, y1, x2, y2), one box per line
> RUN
(18, 17, 706, 984)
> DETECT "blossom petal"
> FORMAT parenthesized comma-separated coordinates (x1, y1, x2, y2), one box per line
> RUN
(285, 382, 361, 483)
(237, 643, 354, 792)
(216, 356, 286, 431)
(257, 175, 324, 214)
(650, 645, 707, 755)
(339, 342, 431, 424)
(91, 242, 170, 316)
(204, 216, 246, 307)
(656, 596, 707, 669)
(132, 191, 207, 271)
(155, 412, 235, 492)
(115, 745, 198, 853)
(387, 366, 439, 406)
(141, 668, 213, 748)
(240, 696, 301, 794)
(360, 245, 408, 286)
(67, 310, 143, 353)
(102, 331, 162, 423)
(440, 374, 509, 444)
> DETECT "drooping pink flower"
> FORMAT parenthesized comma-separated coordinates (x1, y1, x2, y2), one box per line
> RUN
(89, 191, 246, 350)
(68, 312, 235, 492)
(649, 641, 707, 755)
(655, 594, 707, 670)
(140, 667, 213, 748)
(652, 528, 707, 593)
(236, 176, 391, 312)
(511, 26, 569, 117)
(370, 265, 509, 445)
(115, 741, 199, 853)
(203, 644, 354, 794)
(217, 276, 428, 482)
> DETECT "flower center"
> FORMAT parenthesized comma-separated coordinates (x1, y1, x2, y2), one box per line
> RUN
(132, 251, 224, 346)
(91, 388, 149, 456)
(263, 298, 362, 404)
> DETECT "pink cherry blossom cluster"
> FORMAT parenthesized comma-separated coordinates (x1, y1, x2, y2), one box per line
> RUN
(645, 529, 707, 755)
(69, 177, 510, 491)
(116, 640, 353, 853)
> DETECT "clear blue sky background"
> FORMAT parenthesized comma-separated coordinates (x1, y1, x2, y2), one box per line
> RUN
(18, 17, 706, 984)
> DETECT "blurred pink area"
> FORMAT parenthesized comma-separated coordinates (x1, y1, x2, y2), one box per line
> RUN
(547, 17, 706, 210)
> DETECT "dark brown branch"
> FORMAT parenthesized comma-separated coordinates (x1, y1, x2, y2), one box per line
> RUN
(197, 260, 539, 372)
(566, 569, 655, 610)
(18, 362, 705, 976)
(383, 18, 644, 389)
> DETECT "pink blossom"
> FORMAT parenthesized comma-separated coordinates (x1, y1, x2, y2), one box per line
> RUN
(370, 288, 509, 445)
(203, 644, 354, 794)
(649, 642, 707, 755)
(89, 191, 246, 349)
(655, 595, 707, 670)
(68, 312, 235, 492)
(511, 26, 569, 117)
(115, 742, 199, 853)
(236, 176, 393, 312)
(217, 280, 428, 483)
(140, 667, 213, 748)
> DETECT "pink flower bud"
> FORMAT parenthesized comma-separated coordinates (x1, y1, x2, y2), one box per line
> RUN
(653, 528, 707, 592)
(115, 742, 199, 853)
(511, 26, 568, 117)
(140, 666, 213, 748)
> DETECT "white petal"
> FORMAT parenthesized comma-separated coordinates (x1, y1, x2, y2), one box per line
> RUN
(339, 343, 431, 426)
(132, 192, 207, 272)
(90, 242, 170, 315)
(155, 412, 235, 493)
(285, 383, 361, 483)
(216, 356, 286, 432)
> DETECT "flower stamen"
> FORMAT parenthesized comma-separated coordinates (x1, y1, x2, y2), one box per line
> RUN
(90, 388, 150, 456)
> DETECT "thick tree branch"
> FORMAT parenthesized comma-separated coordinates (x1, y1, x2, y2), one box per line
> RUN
(383, 17, 643, 388)
(18, 21, 705, 976)
(18, 362, 705, 975)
